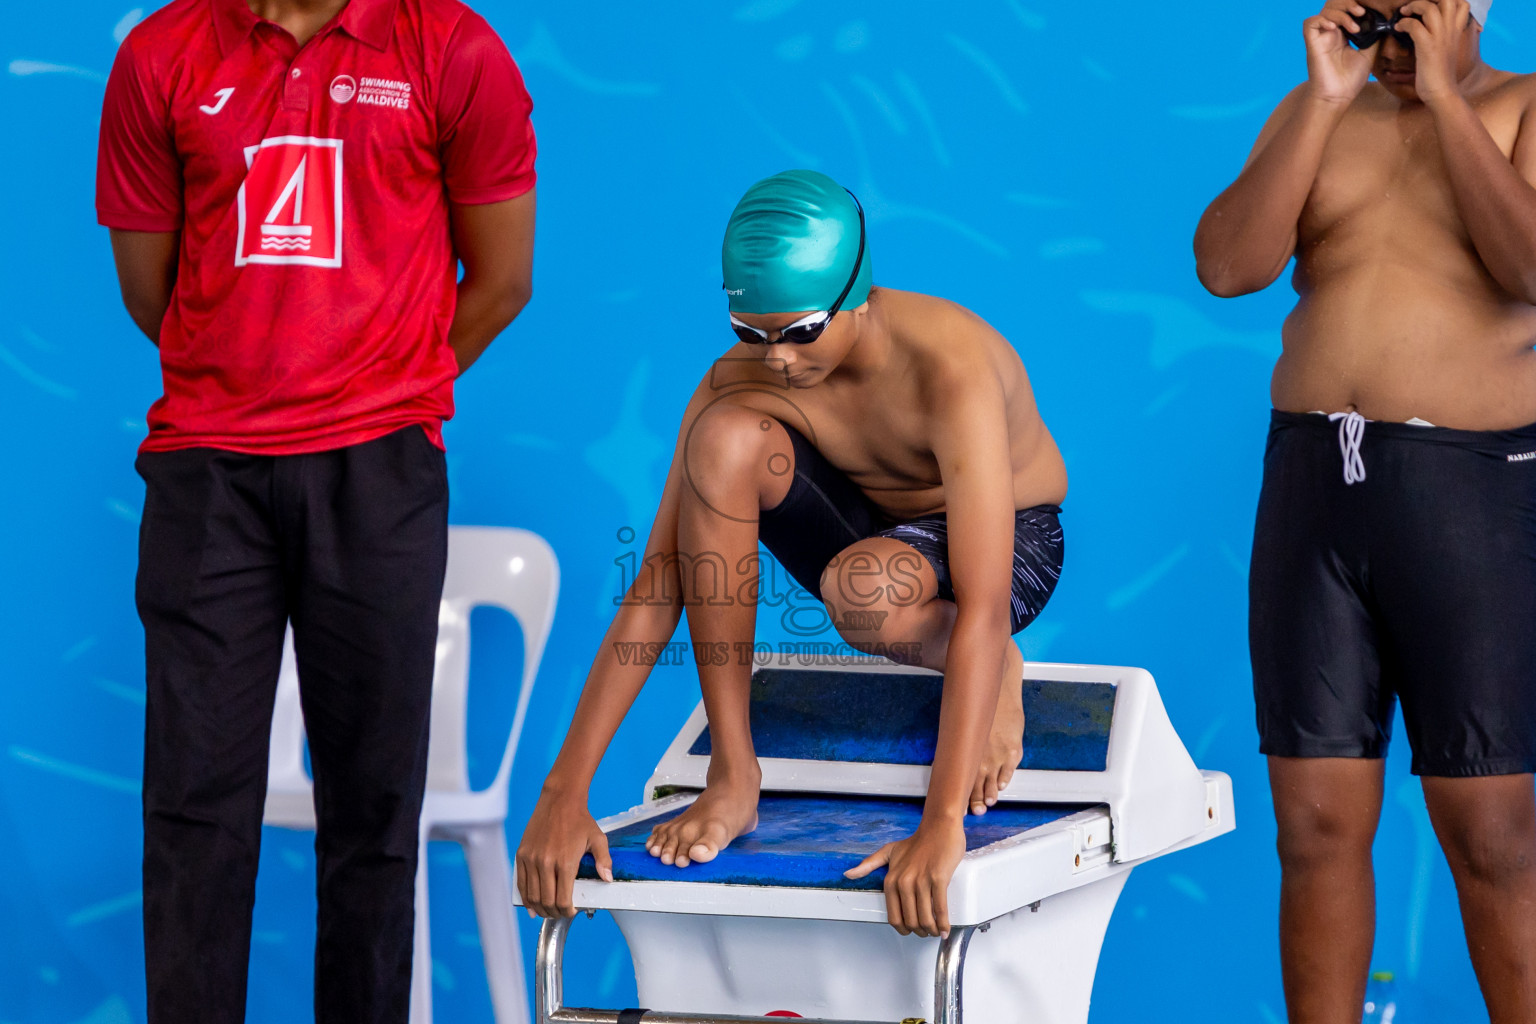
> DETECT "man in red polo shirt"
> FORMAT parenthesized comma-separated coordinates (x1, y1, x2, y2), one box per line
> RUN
(96, 0, 535, 1017)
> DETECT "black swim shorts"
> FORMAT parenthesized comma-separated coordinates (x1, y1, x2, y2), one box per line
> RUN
(1250, 410, 1536, 777)
(757, 422, 1063, 634)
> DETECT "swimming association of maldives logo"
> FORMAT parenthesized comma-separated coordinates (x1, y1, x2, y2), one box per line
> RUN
(235, 136, 344, 268)
(329, 74, 413, 110)
(354, 77, 413, 110)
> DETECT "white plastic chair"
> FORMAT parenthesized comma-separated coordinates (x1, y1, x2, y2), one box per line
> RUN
(264, 525, 559, 1024)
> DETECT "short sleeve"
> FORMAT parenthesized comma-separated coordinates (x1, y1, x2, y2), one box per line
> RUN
(96, 36, 183, 231)
(436, 11, 537, 205)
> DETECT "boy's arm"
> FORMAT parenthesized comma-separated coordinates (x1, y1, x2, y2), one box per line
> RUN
(517, 462, 687, 919)
(1194, 1, 1378, 297)
(845, 348, 1017, 939)
(517, 362, 766, 918)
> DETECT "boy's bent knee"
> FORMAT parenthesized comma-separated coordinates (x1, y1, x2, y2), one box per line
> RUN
(821, 557, 929, 642)
(688, 405, 780, 468)
(683, 406, 793, 508)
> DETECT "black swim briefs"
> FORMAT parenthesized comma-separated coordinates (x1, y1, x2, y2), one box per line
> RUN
(1250, 410, 1536, 777)
(757, 422, 1063, 634)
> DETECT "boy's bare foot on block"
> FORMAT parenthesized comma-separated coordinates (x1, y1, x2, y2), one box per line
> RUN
(646, 769, 761, 867)
(971, 642, 1026, 815)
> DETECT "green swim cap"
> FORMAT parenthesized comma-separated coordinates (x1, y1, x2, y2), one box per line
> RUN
(722, 170, 872, 315)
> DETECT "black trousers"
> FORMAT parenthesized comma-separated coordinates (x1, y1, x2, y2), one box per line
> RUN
(135, 426, 449, 1024)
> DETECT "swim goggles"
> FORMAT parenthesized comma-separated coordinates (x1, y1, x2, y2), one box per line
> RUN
(1345, 8, 1417, 50)
(729, 190, 867, 347)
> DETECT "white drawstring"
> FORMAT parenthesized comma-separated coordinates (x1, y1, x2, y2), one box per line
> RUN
(1328, 411, 1367, 485)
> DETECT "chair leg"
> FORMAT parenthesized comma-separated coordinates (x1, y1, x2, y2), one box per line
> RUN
(463, 824, 530, 1024)
(410, 831, 434, 1024)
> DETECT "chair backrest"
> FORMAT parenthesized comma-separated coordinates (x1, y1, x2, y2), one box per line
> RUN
(265, 525, 559, 803)
(267, 630, 308, 793)
(426, 526, 560, 798)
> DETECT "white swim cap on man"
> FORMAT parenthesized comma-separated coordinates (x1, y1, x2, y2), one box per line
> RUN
(1468, 0, 1491, 25)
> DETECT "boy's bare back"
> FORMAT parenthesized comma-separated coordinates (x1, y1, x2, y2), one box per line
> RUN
(688, 287, 1067, 520)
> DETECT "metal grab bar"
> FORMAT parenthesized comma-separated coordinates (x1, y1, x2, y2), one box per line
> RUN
(932, 924, 975, 1023)
(534, 914, 980, 1024)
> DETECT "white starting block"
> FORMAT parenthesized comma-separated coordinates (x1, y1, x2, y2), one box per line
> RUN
(518, 661, 1234, 1024)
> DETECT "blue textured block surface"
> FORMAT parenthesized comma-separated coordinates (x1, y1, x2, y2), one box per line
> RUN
(687, 669, 1115, 772)
(578, 794, 1092, 889)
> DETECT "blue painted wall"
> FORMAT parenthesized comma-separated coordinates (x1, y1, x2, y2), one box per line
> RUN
(3, 2, 1530, 1021)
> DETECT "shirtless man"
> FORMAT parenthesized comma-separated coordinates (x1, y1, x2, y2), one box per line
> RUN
(517, 169, 1066, 937)
(1195, 1, 1536, 1018)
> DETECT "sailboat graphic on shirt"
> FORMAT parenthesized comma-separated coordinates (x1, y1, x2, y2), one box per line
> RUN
(260, 157, 312, 252)
(235, 136, 343, 268)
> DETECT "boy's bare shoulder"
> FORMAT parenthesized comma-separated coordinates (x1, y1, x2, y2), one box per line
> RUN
(882, 288, 995, 344)
(879, 287, 970, 323)
(883, 288, 1008, 378)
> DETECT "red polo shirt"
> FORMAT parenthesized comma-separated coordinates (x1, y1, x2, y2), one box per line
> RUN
(97, 0, 535, 454)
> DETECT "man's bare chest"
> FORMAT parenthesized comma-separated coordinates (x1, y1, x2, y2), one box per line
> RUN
(1304, 115, 1454, 240)
(1302, 97, 1519, 245)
